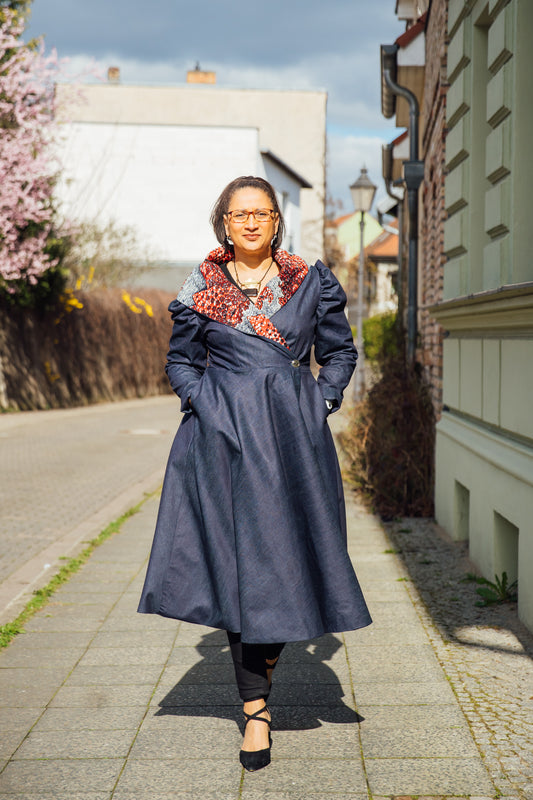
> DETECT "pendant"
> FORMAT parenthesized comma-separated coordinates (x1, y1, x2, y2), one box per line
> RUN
(243, 287, 258, 298)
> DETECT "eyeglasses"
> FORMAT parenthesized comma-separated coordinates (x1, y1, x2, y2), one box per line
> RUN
(226, 208, 276, 223)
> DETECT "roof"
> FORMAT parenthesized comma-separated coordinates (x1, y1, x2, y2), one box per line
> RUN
(395, 12, 427, 48)
(365, 220, 399, 261)
(261, 150, 313, 189)
(331, 211, 355, 227)
(391, 130, 409, 146)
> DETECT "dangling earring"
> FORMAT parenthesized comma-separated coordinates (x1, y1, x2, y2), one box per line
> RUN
(225, 234, 234, 247)
(271, 233, 278, 248)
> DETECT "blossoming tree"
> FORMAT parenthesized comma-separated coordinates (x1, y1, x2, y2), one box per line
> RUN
(0, 8, 67, 304)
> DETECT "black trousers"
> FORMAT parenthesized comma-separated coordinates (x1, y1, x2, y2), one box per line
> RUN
(227, 632, 285, 702)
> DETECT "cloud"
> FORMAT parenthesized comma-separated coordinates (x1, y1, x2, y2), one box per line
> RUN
(27, 0, 406, 203)
(327, 132, 399, 212)
(28, 0, 402, 68)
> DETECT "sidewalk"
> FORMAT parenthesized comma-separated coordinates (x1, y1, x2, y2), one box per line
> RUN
(2, 480, 531, 799)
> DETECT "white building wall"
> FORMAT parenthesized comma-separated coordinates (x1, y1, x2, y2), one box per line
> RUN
(261, 156, 302, 255)
(56, 84, 326, 265)
(56, 122, 261, 264)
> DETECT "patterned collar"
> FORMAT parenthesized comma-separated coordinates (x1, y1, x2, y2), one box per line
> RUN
(177, 247, 309, 349)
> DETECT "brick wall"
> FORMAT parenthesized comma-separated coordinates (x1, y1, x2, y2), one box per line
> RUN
(418, 0, 448, 417)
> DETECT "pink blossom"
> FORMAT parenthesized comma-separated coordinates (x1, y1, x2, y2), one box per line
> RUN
(0, 10, 65, 293)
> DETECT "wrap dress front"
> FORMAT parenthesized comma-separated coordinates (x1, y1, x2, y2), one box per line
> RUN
(138, 247, 372, 643)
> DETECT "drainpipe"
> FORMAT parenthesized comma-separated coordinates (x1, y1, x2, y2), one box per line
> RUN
(381, 44, 424, 366)
(381, 142, 405, 336)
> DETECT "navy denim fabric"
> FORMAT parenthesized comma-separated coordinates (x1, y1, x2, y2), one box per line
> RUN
(138, 261, 372, 643)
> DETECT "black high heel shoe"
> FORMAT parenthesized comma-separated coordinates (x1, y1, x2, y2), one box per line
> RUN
(239, 705, 272, 772)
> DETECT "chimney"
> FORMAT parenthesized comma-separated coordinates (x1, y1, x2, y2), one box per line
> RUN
(187, 62, 216, 85)
(107, 66, 121, 83)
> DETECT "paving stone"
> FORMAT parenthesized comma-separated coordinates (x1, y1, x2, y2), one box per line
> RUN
(0, 644, 87, 668)
(345, 643, 441, 672)
(241, 794, 367, 800)
(268, 683, 357, 709)
(157, 662, 238, 686)
(0, 731, 26, 760)
(64, 664, 163, 686)
(348, 658, 446, 685)
(0, 707, 42, 733)
(0, 685, 59, 707)
(90, 629, 177, 649)
(13, 729, 135, 760)
(54, 581, 125, 595)
(167, 645, 228, 666)
(113, 793, 236, 800)
(0, 631, 93, 650)
(115, 757, 241, 794)
(357, 704, 467, 730)
(0, 794, 111, 800)
(365, 757, 495, 795)
(151, 683, 240, 708)
(361, 601, 421, 624)
(49, 684, 154, 708)
(240, 757, 367, 793)
(130, 718, 241, 759)
(269, 722, 360, 760)
(172, 628, 229, 647)
(0, 667, 69, 689)
(22, 615, 105, 633)
(360, 723, 480, 759)
(143, 704, 240, 728)
(98, 612, 175, 632)
(0, 758, 124, 793)
(78, 645, 172, 667)
(43, 592, 124, 607)
(269, 704, 364, 729)
(352, 624, 430, 645)
(353, 681, 456, 706)
(33, 706, 146, 732)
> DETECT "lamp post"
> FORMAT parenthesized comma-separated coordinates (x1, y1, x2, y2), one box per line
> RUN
(349, 167, 377, 400)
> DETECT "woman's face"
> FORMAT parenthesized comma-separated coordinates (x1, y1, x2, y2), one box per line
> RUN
(224, 187, 279, 257)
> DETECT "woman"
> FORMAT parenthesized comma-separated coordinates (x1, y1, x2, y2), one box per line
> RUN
(138, 176, 371, 771)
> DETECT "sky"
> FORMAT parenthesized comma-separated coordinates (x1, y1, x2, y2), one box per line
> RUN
(25, 0, 404, 214)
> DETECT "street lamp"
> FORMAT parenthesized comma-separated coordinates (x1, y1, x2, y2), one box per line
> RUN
(349, 166, 377, 400)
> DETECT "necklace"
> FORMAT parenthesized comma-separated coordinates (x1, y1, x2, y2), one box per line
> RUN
(233, 258, 274, 298)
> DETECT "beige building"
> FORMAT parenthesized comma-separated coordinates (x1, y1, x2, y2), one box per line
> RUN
(55, 75, 327, 272)
(432, 0, 533, 630)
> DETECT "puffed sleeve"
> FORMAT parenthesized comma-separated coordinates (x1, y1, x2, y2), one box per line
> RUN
(165, 299, 208, 412)
(314, 260, 358, 412)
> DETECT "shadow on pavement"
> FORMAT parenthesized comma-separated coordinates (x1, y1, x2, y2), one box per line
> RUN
(383, 516, 533, 658)
(156, 630, 364, 731)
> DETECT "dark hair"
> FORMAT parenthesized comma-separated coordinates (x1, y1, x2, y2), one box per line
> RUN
(210, 176, 286, 251)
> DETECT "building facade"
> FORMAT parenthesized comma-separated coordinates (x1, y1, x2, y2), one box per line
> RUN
(432, 0, 533, 631)
(55, 79, 326, 288)
(381, 0, 533, 632)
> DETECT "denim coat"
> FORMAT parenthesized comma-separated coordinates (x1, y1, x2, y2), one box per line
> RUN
(138, 248, 371, 643)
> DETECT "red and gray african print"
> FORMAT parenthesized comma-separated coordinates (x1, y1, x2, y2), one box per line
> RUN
(177, 247, 309, 349)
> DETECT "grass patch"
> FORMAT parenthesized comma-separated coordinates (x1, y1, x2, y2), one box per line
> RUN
(0, 497, 148, 650)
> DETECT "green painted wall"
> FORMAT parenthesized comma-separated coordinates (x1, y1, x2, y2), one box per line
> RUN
(435, 0, 533, 632)
(335, 212, 383, 261)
